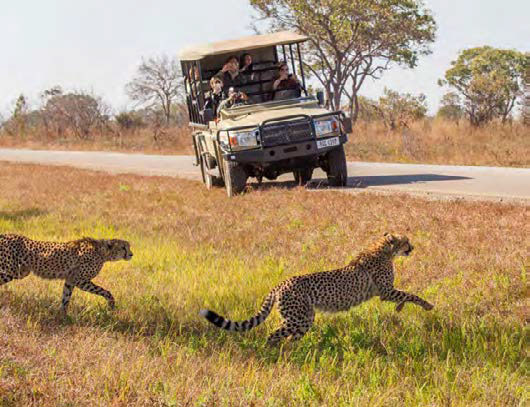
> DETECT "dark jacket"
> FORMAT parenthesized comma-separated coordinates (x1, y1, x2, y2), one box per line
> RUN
(220, 71, 244, 93)
(275, 75, 300, 91)
(239, 64, 255, 82)
(273, 75, 302, 100)
(203, 91, 225, 116)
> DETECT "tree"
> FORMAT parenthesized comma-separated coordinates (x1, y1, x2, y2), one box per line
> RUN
(41, 87, 109, 139)
(126, 55, 183, 125)
(439, 46, 527, 126)
(115, 111, 144, 132)
(250, 0, 436, 122)
(2, 94, 34, 137)
(13, 94, 28, 118)
(522, 64, 530, 126)
(436, 92, 464, 122)
(355, 95, 380, 122)
(375, 88, 427, 129)
(11, 94, 28, 135)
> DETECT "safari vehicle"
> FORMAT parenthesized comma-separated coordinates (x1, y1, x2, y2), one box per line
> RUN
(180, 31, 351, 197)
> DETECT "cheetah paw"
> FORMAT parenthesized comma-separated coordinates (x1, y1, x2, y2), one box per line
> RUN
(423, 302, 434, 311)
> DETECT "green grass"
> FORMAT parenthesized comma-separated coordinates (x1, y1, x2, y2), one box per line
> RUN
(0, 163, 528, 406)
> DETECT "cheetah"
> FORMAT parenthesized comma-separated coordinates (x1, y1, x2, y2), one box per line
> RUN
(0, 234, 132, 313)
(200, 233, 433, 345)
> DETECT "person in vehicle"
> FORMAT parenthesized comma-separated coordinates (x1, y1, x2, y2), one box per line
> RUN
(217, 86, 250, 112)
(218, 55, 243, 93)
(186, 65, 201, 98)
(239, 53, 255, 81)
(272, 62, 302, 100)
(203, 76, 226, 117)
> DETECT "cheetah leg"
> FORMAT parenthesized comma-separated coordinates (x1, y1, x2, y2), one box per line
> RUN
(290, 308, 315, 342)
(381, 289, 433, 311)
(61, 282, 75, 313)
(0, 272, 14, 286)
(267, 325, 293, 346)
(267, 299, 314, 345)
(77, 281, 115, 309)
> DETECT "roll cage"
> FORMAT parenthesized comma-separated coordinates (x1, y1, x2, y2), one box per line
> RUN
(180, 32, 310, 127)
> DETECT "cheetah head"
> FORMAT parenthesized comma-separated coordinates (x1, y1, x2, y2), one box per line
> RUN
(384, 233, 413, 257)
(103, 239, 133, 261)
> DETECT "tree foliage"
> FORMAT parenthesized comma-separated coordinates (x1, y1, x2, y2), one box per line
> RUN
(376, 88, 427, 129)
(439, 46, 528, 126)
(355, 95, 381, 122)
(115, 111, 144, 132)
(2, 94, 29, 136)
(523, 64, 530, 126)
(436, 92, 464, 122)
(250, 0, 436, 122)
(126, 55, 183, 126)
(350, 89, 427, 128)
(41, 87, 109, 139)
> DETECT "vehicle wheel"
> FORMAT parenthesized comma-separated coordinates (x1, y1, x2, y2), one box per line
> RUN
(326, 145, 348, 187)
(223, 159, 247, 197)
(212, 176, 225, 187)
(200, 155, 224, 189)
(293, 168, 313, 186)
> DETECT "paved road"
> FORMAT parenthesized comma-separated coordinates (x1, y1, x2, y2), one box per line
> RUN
(1, 148, 529, 203)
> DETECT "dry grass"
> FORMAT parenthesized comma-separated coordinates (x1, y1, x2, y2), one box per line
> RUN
(1, 119, 528, 167)
(347, 119, 530, 167)
(0, 126, 194, 156)
(0, 162, 528, 406)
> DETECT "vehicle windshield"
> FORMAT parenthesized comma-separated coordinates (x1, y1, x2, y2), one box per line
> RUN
(218, 96, 318, 119)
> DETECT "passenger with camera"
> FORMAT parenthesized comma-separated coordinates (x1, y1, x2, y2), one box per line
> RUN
(217, 86, 250, 112)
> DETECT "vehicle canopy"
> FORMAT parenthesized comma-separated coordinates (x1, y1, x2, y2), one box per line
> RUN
(179, 31, 308, 61)
(180, 31, 310, 126)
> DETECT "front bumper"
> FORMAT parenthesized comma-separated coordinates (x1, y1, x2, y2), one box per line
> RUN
(222, 134, 347, 163)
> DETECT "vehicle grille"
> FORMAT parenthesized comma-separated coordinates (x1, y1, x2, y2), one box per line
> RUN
(260, 118, 313, 147)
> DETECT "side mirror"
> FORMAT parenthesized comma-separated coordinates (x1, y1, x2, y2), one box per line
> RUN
(316, 91, 325, 106)
(342, 117, 352, 134)
(202, 108, 214, 123)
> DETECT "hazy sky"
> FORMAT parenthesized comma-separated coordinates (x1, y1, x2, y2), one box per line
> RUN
(1, 0, 528, 116)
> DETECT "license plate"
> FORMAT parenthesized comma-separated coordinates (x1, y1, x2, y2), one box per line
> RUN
(316, 136, 340, 149)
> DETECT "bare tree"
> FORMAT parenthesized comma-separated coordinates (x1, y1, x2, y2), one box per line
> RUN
(125, 55, 183, 125)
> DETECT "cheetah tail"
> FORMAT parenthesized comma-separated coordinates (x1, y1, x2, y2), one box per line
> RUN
(199, 290, 276, 332)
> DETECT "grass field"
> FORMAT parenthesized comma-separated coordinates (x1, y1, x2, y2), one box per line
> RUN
(0, 162, 527, 406)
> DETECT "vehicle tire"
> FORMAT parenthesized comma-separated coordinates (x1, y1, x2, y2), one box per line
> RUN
(200, 155, 224, 189)
(326, 145, 348, 187)
(223, 159, 247, 197)
(212, 176, 225, 187)
(293, 168, 313, 186)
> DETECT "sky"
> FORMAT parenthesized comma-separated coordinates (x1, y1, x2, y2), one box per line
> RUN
(1, 0, 528, 117)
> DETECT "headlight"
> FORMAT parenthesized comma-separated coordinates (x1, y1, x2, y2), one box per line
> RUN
(228, 128, 259, 149)
(314, 117, 339, 137)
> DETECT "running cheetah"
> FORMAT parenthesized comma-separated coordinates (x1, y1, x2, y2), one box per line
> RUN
(200, 233, 433, 344)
